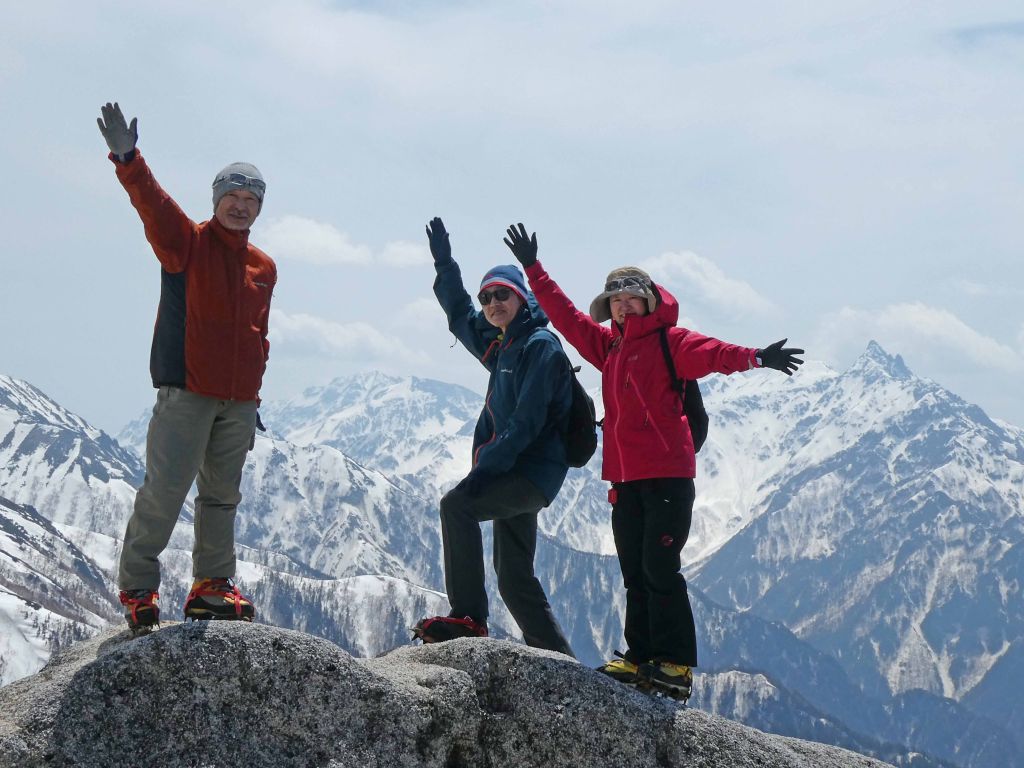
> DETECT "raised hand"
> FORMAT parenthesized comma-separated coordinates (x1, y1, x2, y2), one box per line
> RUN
(425, 216, 452, 264)
(757, 339, 805, 376)
(503, 223, 538, 268)
(96, 102, 138, 159)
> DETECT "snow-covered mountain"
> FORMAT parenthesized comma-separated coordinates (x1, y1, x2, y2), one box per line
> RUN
(256, 372, 618, 555)
(0, 374, 141, 538)
(0, 495, 118, 686)
(5, 342, 1024, 768)
(694, 342, 1024, 710)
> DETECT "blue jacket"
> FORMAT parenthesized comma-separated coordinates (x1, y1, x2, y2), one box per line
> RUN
(433, 259, 571, 504)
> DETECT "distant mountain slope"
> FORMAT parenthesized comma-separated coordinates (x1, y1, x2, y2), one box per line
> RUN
(0, 495, 118, 686)
(694, 343, 1024, 709)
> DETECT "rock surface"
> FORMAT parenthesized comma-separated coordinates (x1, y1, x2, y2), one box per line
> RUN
(0, 622, 893, 768)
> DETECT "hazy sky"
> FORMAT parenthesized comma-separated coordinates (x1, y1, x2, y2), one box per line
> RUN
(2, 1, 1022, 434)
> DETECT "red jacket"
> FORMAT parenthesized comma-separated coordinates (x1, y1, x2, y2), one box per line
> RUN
(114, 153, 276, 402)
(525, 261, 758, 482)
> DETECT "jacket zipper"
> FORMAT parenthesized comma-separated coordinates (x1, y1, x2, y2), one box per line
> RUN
(609, 341, 627, 483)
(473, 390, 497, 467)
(474, 334, 512, 466)
(630, 375, 671, 452)
(230, 260, 242, 399)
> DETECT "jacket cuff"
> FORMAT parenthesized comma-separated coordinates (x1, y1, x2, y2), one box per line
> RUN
(524, 261, 545, 280)
(107, 149, 137, 165)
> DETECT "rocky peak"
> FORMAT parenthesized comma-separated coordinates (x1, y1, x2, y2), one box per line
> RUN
(0, 622, 892, 768)
(850, 340, 914, 381)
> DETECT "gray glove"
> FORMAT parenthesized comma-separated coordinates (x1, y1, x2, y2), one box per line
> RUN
(97, 102, 138, 160)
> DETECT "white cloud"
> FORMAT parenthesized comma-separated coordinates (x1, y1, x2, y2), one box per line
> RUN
(380, 241, 431, 267)
(640, 251, 778, 319)
(268, 309, 429, 365)
(259, 216, 371, 266)
(394, 297, 446, 329)
(814, 303, 1024, 373)
(257, 216, 429, 268)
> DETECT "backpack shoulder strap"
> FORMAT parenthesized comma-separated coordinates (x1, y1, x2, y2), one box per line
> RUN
(658, 327, 685, 406)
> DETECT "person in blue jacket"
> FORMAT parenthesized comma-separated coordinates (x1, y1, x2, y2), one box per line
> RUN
(413, 217, 575, 657)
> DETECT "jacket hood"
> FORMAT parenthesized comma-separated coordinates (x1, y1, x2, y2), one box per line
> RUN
(614, 282, 679, 338)
(506, 288, 551, 339)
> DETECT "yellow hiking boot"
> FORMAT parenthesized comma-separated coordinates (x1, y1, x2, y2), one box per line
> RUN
(639, 660, 692, 701)
(596, 651, 640, 684)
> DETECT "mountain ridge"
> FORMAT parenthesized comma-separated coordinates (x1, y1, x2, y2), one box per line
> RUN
(2, 342, 1022, 767)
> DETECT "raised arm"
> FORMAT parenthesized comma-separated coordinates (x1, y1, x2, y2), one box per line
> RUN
(670, 329, 804, 379)
(427, 217, 497, 364)
(98, 102, 196, 273)
(504, 223, 613, 370)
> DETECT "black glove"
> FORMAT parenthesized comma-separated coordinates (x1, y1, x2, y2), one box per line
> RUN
(757, 339, 805, 376)
(425, 217, 452, 264)
(97, 102, 138, 161)
(454, 467, 492, 498)
(503, 223, 538, 268)
(256, 411, 266, 432)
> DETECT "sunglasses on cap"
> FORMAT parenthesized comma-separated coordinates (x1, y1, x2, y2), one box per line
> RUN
(604, 276, 650, 293)
(215, 172, 266, 193)
(478, 287, 515, 305)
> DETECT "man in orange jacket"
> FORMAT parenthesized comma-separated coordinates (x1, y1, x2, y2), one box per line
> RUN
(98, 102, 277, 632)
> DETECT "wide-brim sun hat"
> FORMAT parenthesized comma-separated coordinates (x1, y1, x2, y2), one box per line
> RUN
(588, 266, 658, 322)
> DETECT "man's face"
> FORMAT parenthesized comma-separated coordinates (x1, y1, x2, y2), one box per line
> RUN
(609, 293, 649, 324)
(480, 286, 524, 332)
(215, 190, 261, 231)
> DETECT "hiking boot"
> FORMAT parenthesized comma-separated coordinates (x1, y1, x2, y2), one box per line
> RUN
(639, 660, 693, 701)
(119, 589, 160, 632)
(596, 650, 640, 684)
(411, 615, 488, 643)
(183, 578, 254, 621)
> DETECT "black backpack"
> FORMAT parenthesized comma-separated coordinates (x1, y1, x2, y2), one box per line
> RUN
(563, 362, 599, 468)
(540, 330, 598, 468)
(658, 327, 709, 452)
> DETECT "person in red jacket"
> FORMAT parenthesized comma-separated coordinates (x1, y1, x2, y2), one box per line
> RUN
(504, 223, 802, 700)
(98, 102, 277, 632)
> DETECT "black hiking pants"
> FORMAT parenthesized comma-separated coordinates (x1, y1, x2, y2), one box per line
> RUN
(611, 477, 697, 666)
(440, 472, 575, 657)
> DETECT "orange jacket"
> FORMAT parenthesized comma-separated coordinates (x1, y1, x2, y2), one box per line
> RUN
(114, 152, 276, 402)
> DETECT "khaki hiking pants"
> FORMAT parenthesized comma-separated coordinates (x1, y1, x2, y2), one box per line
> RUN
(118, 386, 257, 591)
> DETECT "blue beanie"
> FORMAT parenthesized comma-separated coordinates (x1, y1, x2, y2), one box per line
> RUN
(479, 264, 529, 303)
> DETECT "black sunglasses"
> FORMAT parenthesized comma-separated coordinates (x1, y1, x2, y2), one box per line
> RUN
(478, 287, 514, 305)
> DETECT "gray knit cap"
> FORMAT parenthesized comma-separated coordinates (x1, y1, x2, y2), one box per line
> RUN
(588, 266, 658, 322)
(212, 162, 266, 211)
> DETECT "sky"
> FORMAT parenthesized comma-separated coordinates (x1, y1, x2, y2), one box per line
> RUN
(1, 1, 1022, 435)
